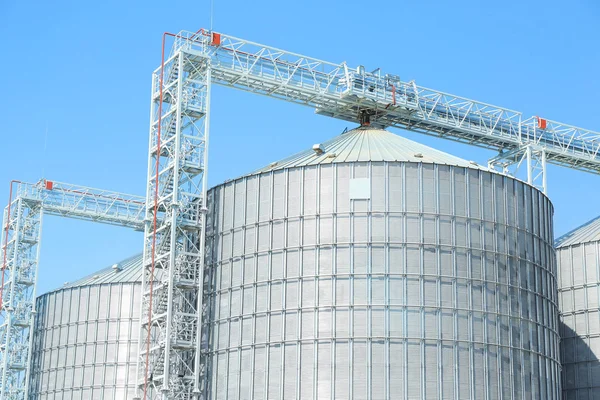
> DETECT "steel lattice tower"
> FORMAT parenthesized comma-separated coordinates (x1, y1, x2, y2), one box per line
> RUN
(135, 33, 211, 399)
(0, 193, 42, 400)
(0, 181, 145, 399)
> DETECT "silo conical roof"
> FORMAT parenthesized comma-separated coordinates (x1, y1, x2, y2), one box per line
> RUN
(555, 215, 600, 248)
(58, 254, 143, 289)
(252, 126, 489, 174)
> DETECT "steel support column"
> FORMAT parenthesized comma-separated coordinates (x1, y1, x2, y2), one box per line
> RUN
(488, 145, 548, 194)
(0, 194, 42, 400)
(136, 36, 211, 400)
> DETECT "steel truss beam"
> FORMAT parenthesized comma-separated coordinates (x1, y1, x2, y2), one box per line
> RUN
(174, 29, 599, 180)
(0, 180, 144, 399)
(136, 35, 210, 400)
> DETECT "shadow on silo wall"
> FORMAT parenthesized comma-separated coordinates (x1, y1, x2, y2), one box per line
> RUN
(560, 321, 600, 399)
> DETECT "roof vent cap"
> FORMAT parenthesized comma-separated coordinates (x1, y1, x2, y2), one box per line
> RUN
(269, 162, 278, 168)
(92, 275, 99, 280)
(63, 281, 69, 286)
(112, 263, 122, 272)
(414, 153, 423, 158)
(469, 160, 479, 166)
(326, 153, 337, 158)
(312, 144, 325, 155)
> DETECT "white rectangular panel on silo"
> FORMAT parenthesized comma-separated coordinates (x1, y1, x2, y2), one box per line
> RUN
(349, 178, 370, 199)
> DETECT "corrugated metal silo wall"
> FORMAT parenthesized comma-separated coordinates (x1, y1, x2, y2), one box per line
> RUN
(204, 161, 561, 399)
(558, 242, 600, 398)
(28, 282, 141, 399)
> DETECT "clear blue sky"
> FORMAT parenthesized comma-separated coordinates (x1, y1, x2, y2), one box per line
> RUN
(1, 0, 599, 294)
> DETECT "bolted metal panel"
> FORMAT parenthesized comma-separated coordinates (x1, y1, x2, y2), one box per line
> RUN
(205, 160, 561, 399)
(557, 235, 600, 399)
(28, 261, 142, 400)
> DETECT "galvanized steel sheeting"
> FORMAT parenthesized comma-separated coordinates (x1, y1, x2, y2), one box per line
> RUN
(60, 254, 142, 289)
(26, 128, 563, 399)
(28, 268, 141, 399)
(556, 215, 600, 248)
(205, 159, 560, 399)
(251, 127, 490, 174)
(558, 237, 600, 398)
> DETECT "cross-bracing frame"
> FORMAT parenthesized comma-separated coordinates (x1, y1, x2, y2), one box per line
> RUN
(0, 180, 144, 399)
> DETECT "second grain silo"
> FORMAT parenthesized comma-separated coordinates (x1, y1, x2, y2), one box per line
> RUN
(28, 255, 142, 400)
(556, 216, 600, 399)
(203, 126, 561, 399)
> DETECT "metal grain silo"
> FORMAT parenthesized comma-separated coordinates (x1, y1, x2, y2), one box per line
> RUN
(28, 255, 142, 400)
(556, 217, 600, 399)
(204, 126, 561, 399)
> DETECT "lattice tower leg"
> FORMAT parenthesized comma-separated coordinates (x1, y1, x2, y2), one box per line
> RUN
(0, 197, 43, 400)
(136, 47, 211, 400)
